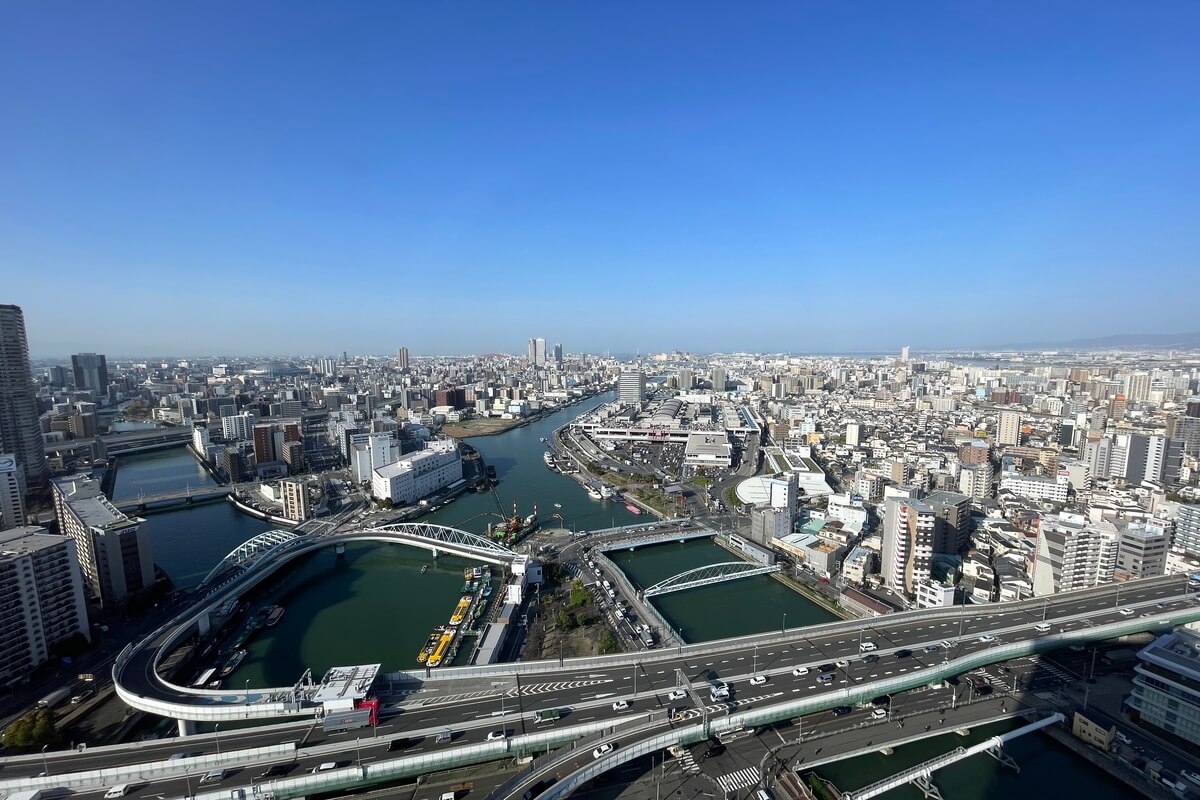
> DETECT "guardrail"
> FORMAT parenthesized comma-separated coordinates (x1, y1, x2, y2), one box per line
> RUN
(0, 744, 298, 793)
(592, 550, 681, 645)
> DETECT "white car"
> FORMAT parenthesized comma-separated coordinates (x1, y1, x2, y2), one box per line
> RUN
(835, 660, 849, 668)
(1119, 607, 1135, 616)
(792, 667, 809, 676)
(612, 700, 630, 711)
(486, 730, 508, 741)
(978, 634, 996, 643)
(592, 742, 616, 759)
(667, 689, 687, 701)
(871, 707, 887, 719)
(311, 763, 339, 774)
(749, 675, 768, 686)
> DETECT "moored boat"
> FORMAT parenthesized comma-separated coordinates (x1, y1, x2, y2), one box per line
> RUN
(220, 649, 247, 677)
(625, 502, 642, 515)
(266, 606, 285, 627)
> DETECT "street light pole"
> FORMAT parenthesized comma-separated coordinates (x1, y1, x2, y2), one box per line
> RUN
(355, 736, 362, 767)
(41, 744, 50, 776)
(184, 766, 193, 799)
(214, 723, 221, 755)
(782, 612, 787, 635)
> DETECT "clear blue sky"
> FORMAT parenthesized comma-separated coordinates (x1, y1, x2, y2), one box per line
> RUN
(3, 2, 1198, 358)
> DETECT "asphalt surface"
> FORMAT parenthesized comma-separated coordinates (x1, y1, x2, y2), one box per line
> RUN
(17, 574, 1194, 793)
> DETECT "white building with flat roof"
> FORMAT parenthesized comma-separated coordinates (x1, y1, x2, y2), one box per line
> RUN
(371, 439, 462, 505)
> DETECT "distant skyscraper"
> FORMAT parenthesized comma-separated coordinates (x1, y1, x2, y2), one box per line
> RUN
(70, 352, 109, 394)
(711, 366, 727, 392)
(901, 345, 910, 362)
(996, 410, 1021, 447)
(0, 454, 25, 530)
(553, 343, 563, 368)
(534, 338, 547, 367)
(396, 347, 410, 371)
(527, 338, 537, 364)
(677, 369, 694, 390)
(618, 371, 646, 405)
(0, 305, 49, 487)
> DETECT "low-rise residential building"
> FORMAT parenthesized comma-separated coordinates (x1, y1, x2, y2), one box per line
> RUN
(1000, 467, 1070, 503)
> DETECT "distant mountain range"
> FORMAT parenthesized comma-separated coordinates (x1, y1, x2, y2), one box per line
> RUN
(1011, 332, 1200, 350)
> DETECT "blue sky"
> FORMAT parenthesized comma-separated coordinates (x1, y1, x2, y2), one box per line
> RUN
(2, 2, 1198, 358)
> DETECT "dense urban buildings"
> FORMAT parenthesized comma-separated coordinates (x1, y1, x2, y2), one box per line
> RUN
(0, 453, 25, 530)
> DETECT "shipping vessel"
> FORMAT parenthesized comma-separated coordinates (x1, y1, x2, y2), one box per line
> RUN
(449, 596, 472, 626)
(625, 502, 642, 515)
(426, 633, 455, 667)
(219, 649, 247, 677)
(266, 606, 285, 626)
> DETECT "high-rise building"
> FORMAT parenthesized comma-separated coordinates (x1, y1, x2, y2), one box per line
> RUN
(221, 412, 255, 441)
(70, 352, 109, 394)
(396, 347, 410, 371)
(1115, 520, 1169, 581)
(1032, 513, 1118, 596)
(0, 454, 25, 530)
(925, 491, 972, 554)
(280, 440, 305, 473)
(957, 462, 994, 499)
(996, 410, 1021, 447)
(252, 424, 276, 465)
(1125, 372, 1152, 404)
(711, 367, 727, 392)
(534, 338, 547, 367)
(280, 479, 311, 522)
(553, 343, 563, 368)
(0, 526, 90, 687)
(618, 371, 646, 405)
(845, 423, 861, 447)
(51, 474, 154, 607)
(1187, 399, 1200, 419)
(677, 369, 694, 391)
(1176, 505, 1200, 558)
(0, 305, 49, 487)
(1126, 629, 1200, 746)
(901, 346, 910, 362)
(881, 497, 936, 595)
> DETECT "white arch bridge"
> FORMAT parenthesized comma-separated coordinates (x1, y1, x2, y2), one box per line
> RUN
(198, 522, 518, 587)
(642, 561, 781, 597)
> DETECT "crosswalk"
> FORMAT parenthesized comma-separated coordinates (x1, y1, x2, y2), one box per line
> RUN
(675, 748, 701, 774)
(717, 766, 761, 794)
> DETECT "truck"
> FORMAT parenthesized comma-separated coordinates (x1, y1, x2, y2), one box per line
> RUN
(37, 688, 71, 708)
(6, 791, 45, 800)
(534, 708, 562, 724)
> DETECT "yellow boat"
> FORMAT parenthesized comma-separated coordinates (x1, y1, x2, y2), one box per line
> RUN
(426, 633, 454, 667)
(448, 596, 472, 627)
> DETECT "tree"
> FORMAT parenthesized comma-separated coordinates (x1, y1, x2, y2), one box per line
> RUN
(569, 579, 590, 608)
(555, 607, 574, 630)
(598, 632, 618, 654)
(2, 709, 59, 749)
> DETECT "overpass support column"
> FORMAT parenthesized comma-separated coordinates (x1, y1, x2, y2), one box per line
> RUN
(431, 547, 439, 559)
(197, 611, 211, 638)
(177, 719, 197, 737)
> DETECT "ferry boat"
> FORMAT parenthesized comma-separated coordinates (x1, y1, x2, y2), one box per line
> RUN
(463, 567, 474, 579)
(587, 488, 602, 500)
(219, 649, 247, 677)
(599, 485, 615, 500)
(625, 502, 642, 515)
(553, 503, 562, 508)
(266, 606, 285, 627)
(427, 633, 454, 667)
(416, 629, 443, 664)
(449, 596, 472, 626)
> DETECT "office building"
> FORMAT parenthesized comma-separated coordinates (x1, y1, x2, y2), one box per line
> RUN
(901, 345, 910, 362)
(0, 454, 25, 530)
(618, 371, 646, 405)
(371, 438, 462, 505)
(280, 440, 305, 473)
(0, 305, 49, 486)
(1175, 505, 1200, 558)
(52, 474, 154, 607)
(925, 490, 972, 554)
(221, 412, 255, 441)
(396, 347, 410, 371)
(70, 352, 109, 394)
(1125, 433, 1167, 485)
(280, 479, 311, 522)
(527, 337, 547, 367)
(881, 497, 936, 595)
(711, 366, 727, 392)
(1031, 513, 1118, 596)
(553, 343, 563, 368)
(0, 526, 90, 687)
(996, 410, 1021, 447)
(1126, 629, 1200, 746)
(1115, 520, 1169, 581)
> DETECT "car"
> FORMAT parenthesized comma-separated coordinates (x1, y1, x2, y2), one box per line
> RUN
(978, 635, 996, 643)
(749, 675, 768, 685)
(792, 667, 809, 676)
(667, 689, 687, 701)
(834, 660, 849, 668)
(818, 663, 836, 673)
(258, 763, 295, 779)
(487, 730, 508, 741)
(312, 762, 341, 773)
(1119, 607, 1135, 616)
(817, 674, 834, 684)
(1157, 602, 1167, 609)
(612, 700, 630, 711)
(592, 742, 616, 759)
(831, 706, 852, 717)
(104, 785, 131, 799)
(894, 649, 912, 658)
(863, 654, 879, 663)
(923, 644, 940, 653)
(939, 640, 952, 649)
(871, 695, 890, 707)
(168, 752, 193, 761)
(387, 738, 417, 752)
(199, 769, 227, 785)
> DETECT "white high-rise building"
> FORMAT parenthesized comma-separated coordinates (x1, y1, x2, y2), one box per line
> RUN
(0, 453, 25, 530)
(0, 526, 90, 687)
(901, 346, 910, 362)
(1115, 520, 1169, 580)
(221, 412, 255, 441)
(1174, 505, 1200, 558)
(845, 423, 861, 447)
(191, 425, 211, 455)
(280, 479, 311, 522)
(881, 497, 936, 595)
(1032, 513, 1119, 596)
(957, 461, 993, 499)
(0, 305, 49, 486)
(618, 371, 646, 405)
(996, 410, 1021, 447)
(528, 337, 547, 367)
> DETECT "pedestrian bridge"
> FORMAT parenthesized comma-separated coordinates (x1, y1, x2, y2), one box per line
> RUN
(643, 561, 781, 597)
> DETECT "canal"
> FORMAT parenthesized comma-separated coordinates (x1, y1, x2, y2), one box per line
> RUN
(605, 539, 837, 642)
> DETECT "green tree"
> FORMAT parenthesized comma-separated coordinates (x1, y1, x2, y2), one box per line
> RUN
(598, 632, 618, 654)
(555, 607, 573, 630)
(568, 579, 590, 608)
(1, 709, 59, 749)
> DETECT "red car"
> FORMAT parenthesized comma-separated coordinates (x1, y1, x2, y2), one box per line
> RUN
(818, 577, 828, 583)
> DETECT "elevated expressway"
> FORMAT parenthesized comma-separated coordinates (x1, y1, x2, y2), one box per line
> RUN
(83, 544, 1200, 800)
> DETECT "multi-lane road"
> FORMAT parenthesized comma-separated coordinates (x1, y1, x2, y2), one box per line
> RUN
(10, 573, 1196, 799)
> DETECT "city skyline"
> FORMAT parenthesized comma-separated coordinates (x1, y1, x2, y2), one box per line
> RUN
(4, 3, 1199, 356)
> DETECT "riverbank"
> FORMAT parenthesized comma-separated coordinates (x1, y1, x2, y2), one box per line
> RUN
(442, 392, 603, 439)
